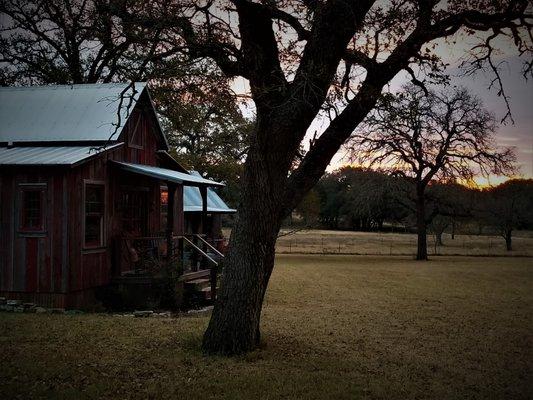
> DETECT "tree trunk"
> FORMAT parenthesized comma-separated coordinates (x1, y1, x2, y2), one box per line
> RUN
(202, 143, 286, 355)
(451, 220, 455, 240)
(202, 219, 278, 354)
(504, 230, 513, 251)
(436, 231, 443, 246)
(416, 186, 428, 260)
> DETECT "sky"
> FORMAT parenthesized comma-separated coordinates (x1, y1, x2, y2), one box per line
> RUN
(234, 32, 533, 185)
(327, 54, 533, 184)
(454, 59, 533, 183)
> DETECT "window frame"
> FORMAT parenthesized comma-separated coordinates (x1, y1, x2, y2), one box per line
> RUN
(160, 185, 169, 228)
(18, 183, 47, 233)
(83, 180, 106, 249)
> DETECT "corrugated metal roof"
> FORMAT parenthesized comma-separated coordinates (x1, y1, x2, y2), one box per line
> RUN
(0, 83, 146, 143)
(0, 144, 123, 166)
(111, 161, 223, 187)
(184, 170, 235, 213)
(183, 171, 237, 213)
(184, 186, 236, 213)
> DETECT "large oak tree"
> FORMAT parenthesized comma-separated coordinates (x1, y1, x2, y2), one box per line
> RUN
(138, 0, 529, 354)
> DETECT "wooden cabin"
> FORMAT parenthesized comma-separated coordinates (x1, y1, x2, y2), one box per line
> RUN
(0, 83, 235, 309)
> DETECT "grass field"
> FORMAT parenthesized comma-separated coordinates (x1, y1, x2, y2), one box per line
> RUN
(275, 229, 533, 257)
(1, 255, 532, 399)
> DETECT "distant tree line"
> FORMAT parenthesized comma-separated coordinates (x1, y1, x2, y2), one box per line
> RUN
(294, 167, 533, 253)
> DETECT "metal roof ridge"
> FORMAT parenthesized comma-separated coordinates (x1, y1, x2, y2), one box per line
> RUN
(0, 82, 146, 91)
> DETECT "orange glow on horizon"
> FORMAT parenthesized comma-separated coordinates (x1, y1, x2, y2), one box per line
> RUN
(331, 161, 524, 189)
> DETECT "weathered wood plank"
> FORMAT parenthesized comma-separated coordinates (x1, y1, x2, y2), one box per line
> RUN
(25, 238, 38, 292)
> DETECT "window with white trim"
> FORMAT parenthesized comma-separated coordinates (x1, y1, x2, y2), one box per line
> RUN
(84, 183, 105, 247)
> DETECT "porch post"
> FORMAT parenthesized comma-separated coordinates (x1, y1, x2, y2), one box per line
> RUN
(200, 185, 208, 235)
(166, 182, 176, 259)
(200, 185, 216, 299)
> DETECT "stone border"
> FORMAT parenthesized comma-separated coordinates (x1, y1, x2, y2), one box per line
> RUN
(0, 297, 212, 318)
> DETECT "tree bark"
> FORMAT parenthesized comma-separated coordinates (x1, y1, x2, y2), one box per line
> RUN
(202, 139, 287, 354)
(416, 186, 428, 260)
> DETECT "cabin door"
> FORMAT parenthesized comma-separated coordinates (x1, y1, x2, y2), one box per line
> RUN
(120, 189, 149, 236)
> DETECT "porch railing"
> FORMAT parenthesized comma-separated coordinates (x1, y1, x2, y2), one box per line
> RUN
(117, 234, 224, 300)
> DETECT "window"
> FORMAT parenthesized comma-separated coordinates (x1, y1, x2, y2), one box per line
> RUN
(84, 183, 105, 247)
(160, 187, 168, 227)
(19, 184, 46, 232)
(120, 190, 148, 235)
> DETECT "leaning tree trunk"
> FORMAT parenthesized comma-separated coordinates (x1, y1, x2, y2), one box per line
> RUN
(202, 139, 288, 355)
(416, 186, 428, 260)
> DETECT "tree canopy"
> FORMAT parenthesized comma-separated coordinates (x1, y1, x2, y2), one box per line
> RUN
(347, 84, 516, 259)
(348, 84, 516, 185)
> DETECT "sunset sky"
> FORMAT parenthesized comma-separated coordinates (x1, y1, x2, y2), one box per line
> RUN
(216, 3, 531, 187)
(331, 54, 533, 185)
(233, 33, 532, 186)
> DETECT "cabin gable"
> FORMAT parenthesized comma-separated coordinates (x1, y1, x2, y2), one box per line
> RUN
(115, 91, 168, 166)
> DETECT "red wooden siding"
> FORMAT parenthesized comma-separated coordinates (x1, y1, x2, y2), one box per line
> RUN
(0, 169, 67, 295)
(0, 92, 185, 308)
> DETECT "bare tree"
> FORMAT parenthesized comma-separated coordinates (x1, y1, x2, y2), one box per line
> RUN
(1, 0, 135, 83)
(348, 85, 516, 260)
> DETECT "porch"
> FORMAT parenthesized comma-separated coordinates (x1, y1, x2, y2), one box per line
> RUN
(109, 161, 226, 309)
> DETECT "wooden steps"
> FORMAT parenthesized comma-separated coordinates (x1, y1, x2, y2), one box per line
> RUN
(178, 269, 210, 282)
(182, 272, 217, 305)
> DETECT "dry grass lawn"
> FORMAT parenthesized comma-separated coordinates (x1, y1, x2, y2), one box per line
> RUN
(1, 255, 532, 399)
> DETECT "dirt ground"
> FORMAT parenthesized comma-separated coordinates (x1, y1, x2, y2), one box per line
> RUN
(1, 254, 532, 399)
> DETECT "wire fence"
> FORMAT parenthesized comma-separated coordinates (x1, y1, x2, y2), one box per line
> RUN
(275, 231, 533, 257)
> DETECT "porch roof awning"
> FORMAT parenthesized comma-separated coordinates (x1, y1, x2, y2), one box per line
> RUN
(110, 161, 223, 187)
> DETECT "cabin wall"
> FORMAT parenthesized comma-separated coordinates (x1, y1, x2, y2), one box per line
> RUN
(65, 154, 110, 296)
(116, 95, 160, 166)
(0, 168, 68, 307)
(0, 94, 186, 308)
(184, 213, 223, 240)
